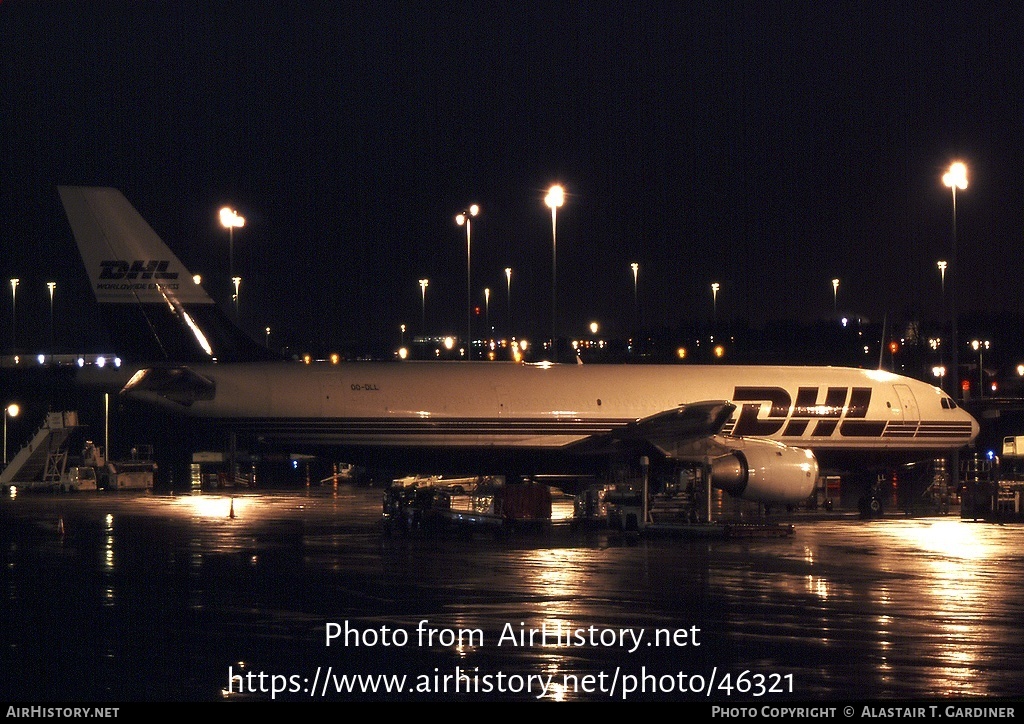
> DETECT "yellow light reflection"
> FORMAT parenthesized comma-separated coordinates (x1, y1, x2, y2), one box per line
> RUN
(171, 494, 255, 519)
(880, 519, 991, 560)
(871, 519, 1010, 697)
(804, 575, 831, 600)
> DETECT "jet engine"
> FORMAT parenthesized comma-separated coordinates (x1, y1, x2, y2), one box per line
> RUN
(709, 437, 818, 504)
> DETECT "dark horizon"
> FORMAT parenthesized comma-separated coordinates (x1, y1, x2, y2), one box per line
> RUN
(3, 3, 1023, 358)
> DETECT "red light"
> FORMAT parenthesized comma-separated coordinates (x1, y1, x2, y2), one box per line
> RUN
(889, 341, 899, 354)
(961, 379, 971, 391)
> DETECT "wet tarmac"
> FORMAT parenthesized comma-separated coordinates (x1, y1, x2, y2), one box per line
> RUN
(2, 483, 1023, 703)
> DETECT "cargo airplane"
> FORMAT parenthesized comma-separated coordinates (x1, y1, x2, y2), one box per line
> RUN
(57, 186, 979, 507)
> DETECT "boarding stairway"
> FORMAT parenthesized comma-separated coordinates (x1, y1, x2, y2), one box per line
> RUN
(0, 411, 80, 487)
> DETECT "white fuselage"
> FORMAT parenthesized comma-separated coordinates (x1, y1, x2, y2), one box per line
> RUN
(134, 361, 978, 462)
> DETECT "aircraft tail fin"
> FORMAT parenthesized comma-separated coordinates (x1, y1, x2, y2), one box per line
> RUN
(58, 186, 213, 306)
(58, 186, 277, 363)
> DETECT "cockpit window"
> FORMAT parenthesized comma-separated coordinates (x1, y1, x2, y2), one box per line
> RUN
(941, 398, 959, 410)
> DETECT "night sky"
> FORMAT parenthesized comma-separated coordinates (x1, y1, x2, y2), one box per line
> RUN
(2, 1, 1023, 356)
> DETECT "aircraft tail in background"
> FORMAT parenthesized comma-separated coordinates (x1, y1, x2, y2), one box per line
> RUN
(58, 186, 276, 363)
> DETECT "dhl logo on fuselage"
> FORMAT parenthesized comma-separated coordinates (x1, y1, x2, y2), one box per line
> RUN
(98, 260, 178, 280)
(730, 386, 886, 438)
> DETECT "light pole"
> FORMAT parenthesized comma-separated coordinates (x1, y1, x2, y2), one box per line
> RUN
(232, 276, 241, 318)
(47, 281, 56, 351)
(631, 262, 639, 328)
(484, 288, 491, 339)
(971, 339, 990, 398)
(265, 326, 271, 347)
(219, 207, 245, 309)
(9, 278, 18, 352)
(943, 161, 967, 400)
(504, 267, 512, 336)
(3, 402, 19, 465)
(545, 184, 564, 359)
(832, 278, 839, 314)
(711, 282, 719, 326)
(937, 260, 947, 388)
(419, 278, 429, 331)
(456, 204, 479, 357)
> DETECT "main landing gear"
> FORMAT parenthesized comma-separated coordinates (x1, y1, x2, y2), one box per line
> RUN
(857, 473, 888, 519)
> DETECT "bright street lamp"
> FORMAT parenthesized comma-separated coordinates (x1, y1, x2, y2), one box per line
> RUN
(3, 402, 19, 465)
(9, 278, 18, 351)
(943, 161, 967, 400)
(711, 282, 720, 326)
(265, 326, 271, 347)
(232, 276, 241, 318)
(219, 207, 245, 305)
(456, 204, 479, 356)
(832, 278, 839, 314)
(47, 281, 56, 351)
(419, 278, 429, 330)
(545, 184, 564, 358)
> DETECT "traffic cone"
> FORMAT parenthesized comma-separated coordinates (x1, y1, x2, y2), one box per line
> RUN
(229, 497, 235, 519)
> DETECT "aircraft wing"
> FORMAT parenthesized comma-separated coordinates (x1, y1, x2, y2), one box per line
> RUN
(612, 400, 736, 458)
(612, 399, 818, 504)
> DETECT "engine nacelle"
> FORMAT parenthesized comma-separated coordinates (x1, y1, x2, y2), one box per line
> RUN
(709, 437, 818, 504)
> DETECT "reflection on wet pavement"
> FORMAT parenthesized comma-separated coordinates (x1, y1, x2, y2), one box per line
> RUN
(2, 485, 1022, 701)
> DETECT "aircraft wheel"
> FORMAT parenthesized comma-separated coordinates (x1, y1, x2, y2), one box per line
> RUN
(858, 495, 884, 519)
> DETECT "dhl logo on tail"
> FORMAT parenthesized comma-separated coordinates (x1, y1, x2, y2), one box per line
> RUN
(99, 260, 179, 280)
